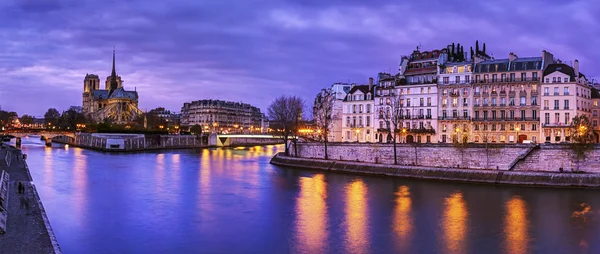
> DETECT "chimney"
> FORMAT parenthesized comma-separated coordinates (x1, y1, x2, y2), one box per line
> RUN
(574, 59, 579, 79)
(541, 50, 554, 69)
(368, 77, 373, 91)
(508, 52, 518, 62)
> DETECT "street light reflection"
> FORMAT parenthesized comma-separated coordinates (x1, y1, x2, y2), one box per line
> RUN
(294, 174, 328, 254)
(393, 185, 412, 252)
(442, 192, 468, 254)
(505, 195, 529, 254)
(345, 180, 368, 253)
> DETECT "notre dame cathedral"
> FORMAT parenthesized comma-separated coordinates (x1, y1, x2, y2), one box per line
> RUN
(82, 50, 143, 124)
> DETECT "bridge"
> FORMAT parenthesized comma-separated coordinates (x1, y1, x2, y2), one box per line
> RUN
(1, 130, 75, 146)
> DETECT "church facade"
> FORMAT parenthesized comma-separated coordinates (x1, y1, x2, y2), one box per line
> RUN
(82, 51, 143, 124)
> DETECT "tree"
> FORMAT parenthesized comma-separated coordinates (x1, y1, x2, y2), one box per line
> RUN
(314, 89, 335, 160)
(452, 126, 470, 167)
(0, 110, 17, 128)
(470, 47, 474, 60)
(44, 108, 61, 127)
(59, 106, 86, 130)
(382, 94, 403, 165)
(268, 95, 305, 156)
(190, 124, 202, 134)
(20, 115, 35, 125)
(569, 115, 594, 172)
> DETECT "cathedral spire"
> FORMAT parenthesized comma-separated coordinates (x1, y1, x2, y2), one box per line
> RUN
(109, 47, 118, 93)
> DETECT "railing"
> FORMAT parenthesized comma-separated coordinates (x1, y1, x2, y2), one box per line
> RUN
(472, 117, 540, 122)
(475, 77, 540, 83)
(509, 91, 516, 97)
(449, 92, 460, 97)
(542, 123, 571, 127)
(439, 116, 471, 120)
(439, 80, 473, 85)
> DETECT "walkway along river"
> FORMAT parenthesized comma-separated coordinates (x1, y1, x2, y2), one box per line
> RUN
(14, 136, 600, 253)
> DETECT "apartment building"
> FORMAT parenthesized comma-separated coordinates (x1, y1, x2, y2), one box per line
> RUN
(438, 61, 474, 143)
(540, 61, 592, 142)
(470, 51, 554, 143)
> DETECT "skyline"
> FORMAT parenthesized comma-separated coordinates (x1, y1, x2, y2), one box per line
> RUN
(1, 0, 599, 116)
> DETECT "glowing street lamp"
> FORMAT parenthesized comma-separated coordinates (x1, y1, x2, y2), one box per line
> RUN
(515, 127, 520, 143)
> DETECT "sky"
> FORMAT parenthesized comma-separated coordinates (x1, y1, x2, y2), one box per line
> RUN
(1, 0, 599, 117)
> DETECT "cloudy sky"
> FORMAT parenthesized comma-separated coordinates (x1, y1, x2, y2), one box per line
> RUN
(1, 0, 598, 116)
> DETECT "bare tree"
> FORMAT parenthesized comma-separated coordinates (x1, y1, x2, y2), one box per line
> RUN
(268, 95, 305, 156)
(451, 126, 471, 167)
(569, 115, 594, 172)
(314, 89, 336, 159)
(381, 94, 403, 164)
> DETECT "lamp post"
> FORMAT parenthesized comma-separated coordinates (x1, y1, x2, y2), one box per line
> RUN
(402, 128, 407, 143)
(455, 127, 460, 143)
(515, 126, 520, 143)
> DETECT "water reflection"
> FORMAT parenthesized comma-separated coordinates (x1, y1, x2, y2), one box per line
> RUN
(294, 174, 328, 254)
(393, 185, 412, 252)
(154, 154, 166, 199)
(345, 180, 368, 253)
(505, 195, 529, 254)
(72, 148, 87, 224)
(442, 192, 468, 254)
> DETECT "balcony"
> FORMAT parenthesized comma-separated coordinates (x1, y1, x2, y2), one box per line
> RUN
(400, 127, 436, 134)
(500, 91, 507, 96)
(425, 115, 432, 119)
(520, 91, 527, 97)
(439, 116, 471, 121)
(479, 77, 541, 84)
(531, 90, 538, 96)
(449, 92, 460, 97)
(491, 91, 498, 96)
(542, 123, 572, 128)
(348, 123, 365, 128)
(509, 91, 516, 97)
(474, 92, 481, 97)
(482, 92, 490, 97)
(553, 93, 559, 96)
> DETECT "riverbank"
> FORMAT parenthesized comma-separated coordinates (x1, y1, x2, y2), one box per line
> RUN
(270, 153, 600, 188)
(0, 144, 61, 253)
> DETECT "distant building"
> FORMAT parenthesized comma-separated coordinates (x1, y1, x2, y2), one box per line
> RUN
(342, 84, 375, 142)
(313, 82, 352, 142)
(82, 51, 143, 124)
(180, 99, 264, 133)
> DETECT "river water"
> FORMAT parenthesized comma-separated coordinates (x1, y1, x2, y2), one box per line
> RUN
(13, 136, 600, 253)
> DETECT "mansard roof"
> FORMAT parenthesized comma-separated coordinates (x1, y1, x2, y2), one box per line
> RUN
(474, 57, 542, 73)
(343, 85, 375, 101)
(543, 63, 575, 81)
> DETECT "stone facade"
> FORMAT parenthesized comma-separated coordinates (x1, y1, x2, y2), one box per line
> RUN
(293, 142, 600, 173)
(180, 99, 264, 133)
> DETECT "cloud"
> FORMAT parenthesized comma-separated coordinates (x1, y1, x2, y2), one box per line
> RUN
(0, 0, 598, 116)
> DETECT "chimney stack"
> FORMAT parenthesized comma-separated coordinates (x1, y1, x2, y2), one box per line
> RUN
(508, 52, 518, 62)
(368, 77, 373, 91)
(574, 59, 579, 79)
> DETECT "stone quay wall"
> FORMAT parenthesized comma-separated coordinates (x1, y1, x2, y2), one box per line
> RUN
(292, 142, 600, 173)
(270, 154, 600, 188)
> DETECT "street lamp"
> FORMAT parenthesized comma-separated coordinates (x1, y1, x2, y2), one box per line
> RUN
(355, 128, 360, 142)
(455, 127, 460, 143)
(515, 127, 520, 143)
(402, 128, 407, 143)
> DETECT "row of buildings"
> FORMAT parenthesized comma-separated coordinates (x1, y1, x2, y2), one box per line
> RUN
(80, 51, 267, 133)
(315, 43, 599, 144)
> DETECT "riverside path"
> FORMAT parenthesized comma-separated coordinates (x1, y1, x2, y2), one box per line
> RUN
(0, 144, 60, 253)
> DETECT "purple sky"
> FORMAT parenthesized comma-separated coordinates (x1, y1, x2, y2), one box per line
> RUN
(1, 0, 599, 117)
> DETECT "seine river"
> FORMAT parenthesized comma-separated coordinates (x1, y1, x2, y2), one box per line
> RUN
(14, 137, 600, 253)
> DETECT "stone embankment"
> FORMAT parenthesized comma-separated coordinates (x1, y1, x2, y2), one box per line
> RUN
(292, 142, 600, 172)
(270, 153, 600, 188)
(0, 144, 61, 253)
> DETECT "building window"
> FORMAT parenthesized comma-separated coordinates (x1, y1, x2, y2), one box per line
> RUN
(532, 72, 538, 81)
(492, 74, 497, 82)
(465, 76, 470, 83)
(501, 74, 506, 82)
(564, 78, 568, 82)
(510, 73, 515, 81)
(531, 96, 537, 106)
(552, 77, 556, 82)
(532, 110, 537, 120)
(521, 72, 526, 81)
(565, 113, 570, 125)
(545, 113, 550, 125)
(554, 87, 559, 95)
(366, 116, 371, 127)
(554, 100, 559, 110)
(564, 87, 569, 95)
(554, 113, 560, 124)
(520, 97, 526, 106)
(564, 100, 569, 110)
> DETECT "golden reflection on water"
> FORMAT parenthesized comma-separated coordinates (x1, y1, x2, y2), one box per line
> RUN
(442, 192, 468, 254)
(345, 180, 368, 253)
(295, 174, 328, 254)
(505, 195, 529, 254)
(171, 154, 181, 190)
(393, 186, 412, 252)
(198, 149, 212, 212)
